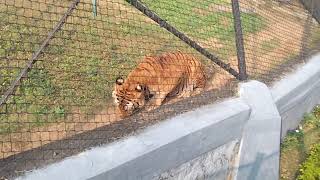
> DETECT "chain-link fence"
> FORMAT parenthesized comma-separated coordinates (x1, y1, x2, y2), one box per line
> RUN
(0, 0, 319, 178)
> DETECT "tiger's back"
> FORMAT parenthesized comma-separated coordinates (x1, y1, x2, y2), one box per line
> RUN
(113, 51, 207, 117)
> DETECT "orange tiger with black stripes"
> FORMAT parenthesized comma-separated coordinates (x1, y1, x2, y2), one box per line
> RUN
(112, 51, 207, 117)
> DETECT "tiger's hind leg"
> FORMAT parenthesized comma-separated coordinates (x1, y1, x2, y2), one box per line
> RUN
(191, 87, 204, 96)
(178, 74, 206, 98)
(190, 70, 207, 96)
(176, 84, 193, 99)
(144, 92, 167, 111)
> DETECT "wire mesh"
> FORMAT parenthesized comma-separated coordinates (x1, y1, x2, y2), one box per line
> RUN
(239, 0, 320, 84)
(0, 0, 239, 178)
(0, 0, 319, 178)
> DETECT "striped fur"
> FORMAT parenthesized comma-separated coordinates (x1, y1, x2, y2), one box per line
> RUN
(112, 51, 207, 117)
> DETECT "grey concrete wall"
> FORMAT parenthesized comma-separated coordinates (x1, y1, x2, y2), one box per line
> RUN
(16, 54, 320, 180)
(152, 140, 239, 180)
(272, 54, 320, 138)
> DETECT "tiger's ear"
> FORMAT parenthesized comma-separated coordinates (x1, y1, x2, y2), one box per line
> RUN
(116, 77, 124, 85)
(135, 84, 143, 92)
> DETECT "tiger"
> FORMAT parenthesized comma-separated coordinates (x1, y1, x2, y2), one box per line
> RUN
(112, 51, 207, 117)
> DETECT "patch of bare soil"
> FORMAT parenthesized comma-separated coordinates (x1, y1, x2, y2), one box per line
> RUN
(240, 0, 317, 82)
(0, 105, 122, 159)
(193, 1, 255, 15)
(97, 0, 155, 24)
(199, 37, 225, 50)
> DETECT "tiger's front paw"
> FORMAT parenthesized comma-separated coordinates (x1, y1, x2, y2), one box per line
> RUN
(192, 87, 204, 96)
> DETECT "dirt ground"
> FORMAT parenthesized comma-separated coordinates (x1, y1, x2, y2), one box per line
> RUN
(243, 0, 313, 79)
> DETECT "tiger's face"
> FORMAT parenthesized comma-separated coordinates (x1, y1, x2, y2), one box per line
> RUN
(112, 77, 150, 117)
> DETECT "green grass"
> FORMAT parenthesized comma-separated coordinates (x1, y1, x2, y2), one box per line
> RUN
(0, 0, 267, 134)
(260, 38, 281, 52)
(142, 0, 265, 41)
(297, 144, 320, 180)
(141, 0, 265, 59)
(280, 105, 320, 180)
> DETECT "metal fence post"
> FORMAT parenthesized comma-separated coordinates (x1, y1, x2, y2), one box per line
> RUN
(231, 0, 248, 81)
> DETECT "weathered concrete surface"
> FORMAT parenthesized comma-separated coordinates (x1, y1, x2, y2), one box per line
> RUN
(16, 99, 250, 180)
(236, 81, 281, 180)
(272, 54, 320, 138)
(151, 140, 240, 180)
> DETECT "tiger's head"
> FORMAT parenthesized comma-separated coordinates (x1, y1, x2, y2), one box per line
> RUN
(112, 77, 151, 117)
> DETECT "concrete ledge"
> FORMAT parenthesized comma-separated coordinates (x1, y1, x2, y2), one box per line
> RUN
(272, 54, 320, 138)
(17, 99, 250, 180)
(236, 81, 281, 180)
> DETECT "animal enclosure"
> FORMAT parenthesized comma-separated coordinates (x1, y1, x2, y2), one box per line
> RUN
(0, 0, 320, 178)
